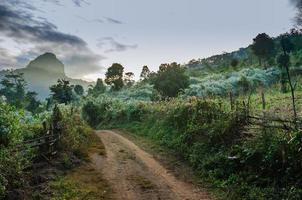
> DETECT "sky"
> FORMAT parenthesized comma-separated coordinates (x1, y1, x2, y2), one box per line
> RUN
(0, 0, 297, 81)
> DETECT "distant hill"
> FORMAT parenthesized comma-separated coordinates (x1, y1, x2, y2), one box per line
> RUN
(185, 32, 302, 76)
(0, 53, 93, 99)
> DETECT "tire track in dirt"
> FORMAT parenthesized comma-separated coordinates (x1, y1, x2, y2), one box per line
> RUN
(91, 130, 212, 200)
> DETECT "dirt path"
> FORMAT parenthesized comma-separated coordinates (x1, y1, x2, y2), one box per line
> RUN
(91, 130, 212, 200)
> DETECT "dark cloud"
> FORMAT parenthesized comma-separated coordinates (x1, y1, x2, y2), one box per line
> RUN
(104, 17, 124, 24)
(76, 15, 104, 24)
(97, 37, 138, 53)
(0, 3, 86, 45)
(290, 0, 302, 26)
(76, 15, 124, 25)
(0, 1, 104, 78)
(42, 0, 88, 7)
(72, 0, 90, 7)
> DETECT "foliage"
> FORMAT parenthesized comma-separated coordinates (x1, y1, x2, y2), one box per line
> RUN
(124, 72, 135, 87)
(0, 71, 41, 112)
(57, 105, 94, 156)
(74, 85, 84, 96)
(50, 79, 74, 104)
(151, 62, 190, 97)
(0, 103, 38, 198)
(88, 78, 106, 97)
(82, 93, 302, 199)
(185, 67, 281, 97)
(251, 33, 275, 67)
(140, 65, 151, 81)
(230, 58, 239, 69)
(105, 63, 124, 91)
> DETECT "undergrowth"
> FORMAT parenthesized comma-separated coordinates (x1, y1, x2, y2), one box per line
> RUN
(82, 95, 302, 200)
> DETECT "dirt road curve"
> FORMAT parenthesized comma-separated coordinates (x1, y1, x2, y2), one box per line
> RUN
(91, 130, 212, 200)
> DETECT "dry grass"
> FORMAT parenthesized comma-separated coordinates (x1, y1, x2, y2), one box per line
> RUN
(127, 175, 155, 191)
(51, 132, 112, 200)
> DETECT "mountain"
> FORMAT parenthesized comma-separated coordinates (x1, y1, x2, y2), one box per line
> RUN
(0, 53, 93, 99)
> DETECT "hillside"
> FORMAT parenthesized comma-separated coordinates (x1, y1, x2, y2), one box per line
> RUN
(185, 31, 302, 76)
(0, 53, 92, 99)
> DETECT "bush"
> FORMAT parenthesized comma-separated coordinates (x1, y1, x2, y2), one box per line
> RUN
(0, 103, 34, 198)
(82, 95, 302, 199)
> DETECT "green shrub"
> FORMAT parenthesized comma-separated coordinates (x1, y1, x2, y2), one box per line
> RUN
(82, 95, 302, 199)
(0, 103, 34, 198)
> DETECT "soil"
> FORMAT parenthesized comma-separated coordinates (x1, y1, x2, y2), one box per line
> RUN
(91, 130, 212, 200)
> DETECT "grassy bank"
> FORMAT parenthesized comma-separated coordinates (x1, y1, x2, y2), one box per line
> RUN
(82, 93, 302, 200)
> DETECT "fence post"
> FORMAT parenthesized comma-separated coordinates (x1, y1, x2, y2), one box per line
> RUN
(261, 91, 266, 110)
(229, 92, 234, 111)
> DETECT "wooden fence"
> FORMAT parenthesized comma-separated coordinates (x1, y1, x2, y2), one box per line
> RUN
(17, 120, 62, 162)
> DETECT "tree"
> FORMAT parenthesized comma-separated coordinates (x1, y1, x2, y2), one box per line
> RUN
(251, 33, 275, 68)
(105, 63, 124, 91)
(88, 78, 106, 97)
(25, 91, 41, 113)
(152, 62, 189, 98)
(277, 35, 297, 122)
(140, 66, 150, 81)
(0, 71, 27, 108)
(50, 79, 74, 104)
(187, 59, 200, 68)
(124, 72, 135, 87)
(230, 58, 239, 69)
(74, 85, 84, 96)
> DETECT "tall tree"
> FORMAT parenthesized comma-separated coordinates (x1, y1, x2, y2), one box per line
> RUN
(88, 78, 106, 96)
(230, 58, 239, 70)
(152, 62, 189, 98)
(277, 35, 297, 121)
(124, 72, 135, 87)
(50, 79, 74, 104)
(74, 84, 84, 96)
(105, 63, 124, 91)
(140, 66, 150, 81)
(251, 33, 275, 68)
(25, 91, 41, 113)
(0, 71, 27, 108)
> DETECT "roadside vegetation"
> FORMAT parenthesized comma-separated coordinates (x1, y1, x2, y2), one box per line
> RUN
(80, 30, 302, 199)
(1, 23, 302, 199)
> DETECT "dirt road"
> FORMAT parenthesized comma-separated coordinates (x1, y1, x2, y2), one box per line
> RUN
(91, 130, 212, 200)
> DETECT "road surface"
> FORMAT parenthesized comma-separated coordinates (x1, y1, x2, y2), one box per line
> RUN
(90, 130, 212, 200)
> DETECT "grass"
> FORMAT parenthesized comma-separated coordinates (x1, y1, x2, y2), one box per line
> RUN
(127, 175, 155, 191)
(50, 164, 113, 200)
(50, 131, 112, 200)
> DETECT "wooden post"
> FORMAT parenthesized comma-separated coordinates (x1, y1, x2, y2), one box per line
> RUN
(261, 91, 266, 110)
(229, 92, 234, 111)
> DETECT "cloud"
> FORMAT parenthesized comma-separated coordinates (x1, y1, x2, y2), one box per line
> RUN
(0, 47, 18, 68)
(72, 0, 89, 7)
(42, 0, 88, 7)
(0, 3, 86, 45)
(76, 15, 124, 25)
(76, 15, 104, 24)
(0, 1, 104, 78)
(97, 37, 138, 53)
(104, 17, 124, 24)
(290, 0, 302, 26)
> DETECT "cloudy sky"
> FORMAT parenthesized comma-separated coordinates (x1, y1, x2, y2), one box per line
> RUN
(0, 0, 297, 81)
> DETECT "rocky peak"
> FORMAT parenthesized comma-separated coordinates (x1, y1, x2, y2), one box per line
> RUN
(26, 52, 65, 75)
